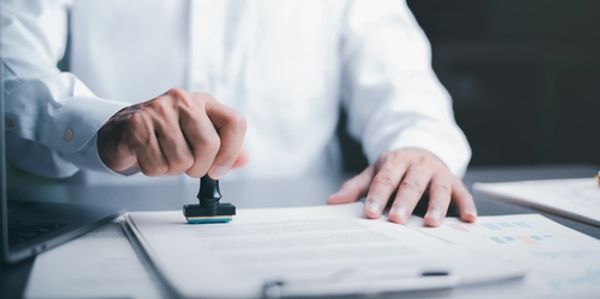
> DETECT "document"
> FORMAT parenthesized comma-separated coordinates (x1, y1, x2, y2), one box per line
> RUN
(25, 220, 162, 299)
(125, 203, 525, 298)
(407, 214, 600, 299)
(474, 178, 600, 226)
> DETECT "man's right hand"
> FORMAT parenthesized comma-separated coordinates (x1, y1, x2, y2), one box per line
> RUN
(98, 88, 248, 178)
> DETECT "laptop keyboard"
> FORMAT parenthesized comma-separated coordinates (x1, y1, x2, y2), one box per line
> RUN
(8, 219, 68, 247)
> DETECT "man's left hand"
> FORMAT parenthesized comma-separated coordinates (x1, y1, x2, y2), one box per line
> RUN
(327, 148, 477, 227)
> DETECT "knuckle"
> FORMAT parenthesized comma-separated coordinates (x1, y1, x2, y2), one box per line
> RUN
(432, 183, 451, 192)
(166, 87, 187, 99)
(140, 166, 158, 177)
(400, 179, 425, 194)
(155, 165, 168, 176)
(127, 112, 144, 129)
(138, 104, 152, 115)
(170, 154, 193, 172)
(159, 96, 175, 109)
(149, 100, 169, 116)
(416, 154, 430, 166)
(208, 140, 221, 156)
(373, 173, 397, 189)
(142, 165, 164, 177)
(182, 156, 195, 170)
(196, 135, 220, 155)
(381, 150, 401, 164)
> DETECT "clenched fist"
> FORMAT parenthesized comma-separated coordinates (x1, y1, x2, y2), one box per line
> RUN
(98, 88, 248, 178)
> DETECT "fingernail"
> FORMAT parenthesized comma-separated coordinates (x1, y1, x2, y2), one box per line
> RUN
(366, 201, 380, 214)
(390, 206, 408, 221)
(210, 166, 229, 179)
(425, 209, 441, 221)
(465, 208, 478, 220)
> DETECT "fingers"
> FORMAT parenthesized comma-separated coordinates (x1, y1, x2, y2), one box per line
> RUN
(110, 140, 137, 172)
(180, 110, 221, 178)
(205, 102, 247, 179)
(155, 122, 195, 176)
(423, 174, 453, 227)
(99, 120, 137, 172)
(453, 180, 478, 223)
(127, 114, 169, 176)
(364, 161, 408, 218)
(99, 89, 248, 178)
(388, 166, 433, 224)
(327, 166, 375, 205)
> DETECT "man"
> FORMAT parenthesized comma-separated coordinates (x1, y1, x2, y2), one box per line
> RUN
(2, 0, 476, 226)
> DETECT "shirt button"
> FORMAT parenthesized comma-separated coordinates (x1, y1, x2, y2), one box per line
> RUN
(63, 129, 74, 142)
(5, 117, 15, 129)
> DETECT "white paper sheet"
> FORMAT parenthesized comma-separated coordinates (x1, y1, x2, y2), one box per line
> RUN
(25, 220, 161, 299)
(406, 214, 600, 299)
(474, 178, 600, 226)
(126, 203, 525, 298)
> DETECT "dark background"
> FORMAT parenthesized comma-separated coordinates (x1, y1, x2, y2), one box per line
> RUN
(339, 0, 600, 172)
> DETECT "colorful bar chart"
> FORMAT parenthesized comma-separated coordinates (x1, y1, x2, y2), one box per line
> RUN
(489, 234, 553, 245)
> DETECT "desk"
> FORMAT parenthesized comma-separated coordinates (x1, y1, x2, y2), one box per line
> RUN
(1, 164, 598, 298)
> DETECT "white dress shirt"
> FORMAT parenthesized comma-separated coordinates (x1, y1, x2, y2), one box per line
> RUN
(2, 0, 470, 184)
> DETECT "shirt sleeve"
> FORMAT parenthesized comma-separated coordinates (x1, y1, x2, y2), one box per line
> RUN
(2, 0, 129, 178)
(340, 0, 471, 176)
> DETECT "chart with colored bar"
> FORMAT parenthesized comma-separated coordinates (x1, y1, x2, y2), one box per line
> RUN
(407, 214, 600, 299)
(441, 218, 564, 247)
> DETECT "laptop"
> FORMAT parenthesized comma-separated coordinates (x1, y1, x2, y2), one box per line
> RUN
(1, 76, 123, 264)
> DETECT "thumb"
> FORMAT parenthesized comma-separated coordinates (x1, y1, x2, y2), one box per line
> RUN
(327, 166, 375, 205)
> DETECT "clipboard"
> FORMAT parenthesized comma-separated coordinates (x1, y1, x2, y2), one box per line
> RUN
(122, 204, 526, 298)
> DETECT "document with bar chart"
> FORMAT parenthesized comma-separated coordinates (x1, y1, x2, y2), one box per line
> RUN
(407, 214, 600, 299)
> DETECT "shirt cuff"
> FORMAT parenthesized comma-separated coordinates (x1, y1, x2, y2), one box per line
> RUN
(43, 95, 128, 154)
(55, 96, 129, 175)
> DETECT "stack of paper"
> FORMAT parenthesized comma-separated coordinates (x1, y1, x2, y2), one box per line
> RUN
(474, 178, 600, 226)
(125, 203, 526, 298)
